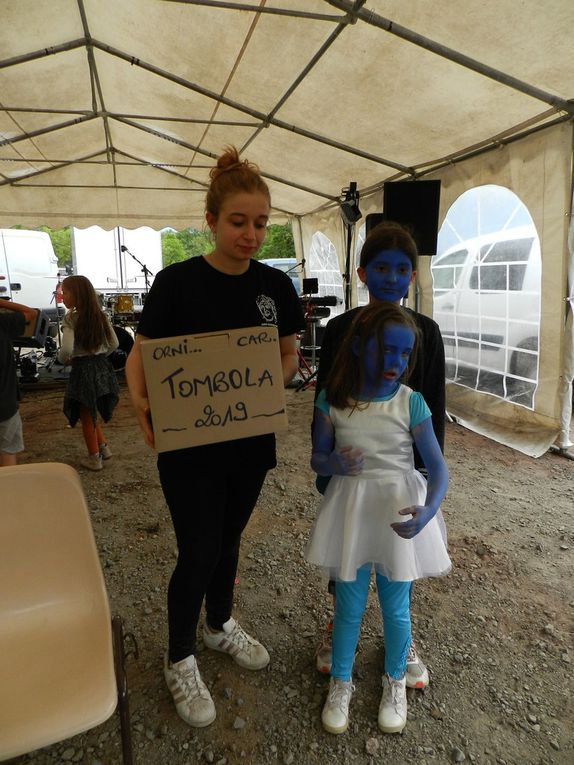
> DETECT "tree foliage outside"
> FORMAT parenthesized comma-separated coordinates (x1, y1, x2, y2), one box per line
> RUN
(161, 223, 295, 266)
(161, 228, 213, 267)
(255, 224, 296, 260)
(39, 226, 72, 268)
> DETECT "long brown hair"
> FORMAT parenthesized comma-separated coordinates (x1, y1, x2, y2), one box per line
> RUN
(205, 146, 270, 218)
(62, 275, 114, 353)
(326, 302, 419, 409)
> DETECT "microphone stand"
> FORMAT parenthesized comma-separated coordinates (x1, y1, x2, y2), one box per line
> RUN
(283, 258, 306, 277)
(120, 245, 154, 294)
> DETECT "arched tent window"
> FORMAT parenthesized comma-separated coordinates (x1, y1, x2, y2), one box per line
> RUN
(431, 185, 541, 408)
(308, 231, 345, 322)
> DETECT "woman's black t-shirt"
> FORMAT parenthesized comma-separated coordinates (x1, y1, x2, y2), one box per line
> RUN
(137, 256, 305, 471)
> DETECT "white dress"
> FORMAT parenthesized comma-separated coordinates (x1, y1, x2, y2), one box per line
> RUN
(305, 385, 451, 582)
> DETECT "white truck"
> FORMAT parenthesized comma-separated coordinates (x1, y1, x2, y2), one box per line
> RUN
(0, 228, 64, 320)
(71, 226, 163, 316)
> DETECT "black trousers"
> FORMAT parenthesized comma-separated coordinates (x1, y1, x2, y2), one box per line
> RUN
(158, 459, 267, 663)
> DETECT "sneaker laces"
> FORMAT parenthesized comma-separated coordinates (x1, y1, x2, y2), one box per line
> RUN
(384, 676, 405, 711)
(407, 644, 418, 664)
(174, 661, 210, 701)
(328, 680, 354, 711)
(227, 621, 258, 652)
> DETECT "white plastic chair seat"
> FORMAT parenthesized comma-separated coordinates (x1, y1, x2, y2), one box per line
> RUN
(0, 463, 117, 761)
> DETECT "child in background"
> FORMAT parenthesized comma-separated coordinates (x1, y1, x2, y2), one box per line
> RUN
(306, 301, 450, 735)
(58, 275, 119, 471)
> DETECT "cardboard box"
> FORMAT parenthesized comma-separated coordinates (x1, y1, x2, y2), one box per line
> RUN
(140, 325, 288, 452)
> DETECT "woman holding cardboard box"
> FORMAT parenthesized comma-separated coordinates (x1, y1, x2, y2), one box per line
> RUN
(126, 146, 304, 728)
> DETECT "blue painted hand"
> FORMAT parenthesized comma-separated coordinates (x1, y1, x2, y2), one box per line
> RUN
(391, 504, 437, 539)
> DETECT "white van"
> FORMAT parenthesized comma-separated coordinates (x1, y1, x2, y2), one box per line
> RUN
(259, 257, 301, 294)
(0, 229, 64, 320)
(431, 225, 541, 401)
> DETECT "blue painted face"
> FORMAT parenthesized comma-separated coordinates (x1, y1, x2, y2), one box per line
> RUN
(361, 323, 415, 396)
(359, 249, 414, 304)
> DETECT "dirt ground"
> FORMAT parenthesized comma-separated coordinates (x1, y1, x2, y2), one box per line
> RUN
(10, 378, 574, 765)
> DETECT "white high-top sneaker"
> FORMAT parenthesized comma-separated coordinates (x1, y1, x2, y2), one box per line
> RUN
(378, 673, 407, 733)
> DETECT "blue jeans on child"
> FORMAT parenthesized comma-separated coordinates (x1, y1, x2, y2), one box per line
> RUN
(331, 564, 411, 681)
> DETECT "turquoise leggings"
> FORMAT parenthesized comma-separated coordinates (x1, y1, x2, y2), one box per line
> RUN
(332, 564, 411, 681)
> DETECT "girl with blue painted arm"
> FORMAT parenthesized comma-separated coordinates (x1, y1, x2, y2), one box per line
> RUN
(305, 301, 450, 736)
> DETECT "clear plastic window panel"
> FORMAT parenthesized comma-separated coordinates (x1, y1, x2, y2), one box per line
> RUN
(431, 185, 541, 408)
(308, 231, 345, 323)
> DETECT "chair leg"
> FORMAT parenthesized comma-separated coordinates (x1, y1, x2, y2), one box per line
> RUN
(112, 615, 136, 765)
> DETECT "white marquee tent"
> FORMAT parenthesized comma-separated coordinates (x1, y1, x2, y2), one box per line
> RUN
(1, 0, 573, 456)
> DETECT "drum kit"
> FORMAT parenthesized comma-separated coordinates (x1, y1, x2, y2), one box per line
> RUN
(106, 292, 137, 323)
(103, 293, 138, 369)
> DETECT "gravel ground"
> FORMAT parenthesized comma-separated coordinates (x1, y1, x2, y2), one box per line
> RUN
(9, 379, 574, 765)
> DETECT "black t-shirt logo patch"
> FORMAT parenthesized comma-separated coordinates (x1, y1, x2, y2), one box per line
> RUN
(256, 295, 277, 325)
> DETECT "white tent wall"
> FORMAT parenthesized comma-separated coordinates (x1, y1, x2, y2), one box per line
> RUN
(559, 183, 574, 450)
(294, 123, 573, 458)
(424, 122, 572, 457)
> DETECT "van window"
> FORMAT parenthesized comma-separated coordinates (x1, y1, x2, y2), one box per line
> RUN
(470, 238, 533, 291)
(432, 249, 468, 292)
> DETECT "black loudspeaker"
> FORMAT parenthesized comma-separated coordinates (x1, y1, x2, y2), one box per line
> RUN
(302, 277, 319, 295)
(367, 180, 441, 255)
(13, 310, 50, 349)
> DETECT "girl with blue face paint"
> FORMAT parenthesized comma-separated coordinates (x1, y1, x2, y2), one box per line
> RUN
(306, 301, 450, 736)
(314, 222, 446, 691)
(358, 248, 415, 305)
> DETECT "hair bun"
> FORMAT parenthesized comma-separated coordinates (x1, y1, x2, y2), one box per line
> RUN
(210, 146, 259, 181)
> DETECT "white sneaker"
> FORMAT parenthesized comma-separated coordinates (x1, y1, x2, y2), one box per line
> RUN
(164, 653, 216, 728)
(378, 674, 407, 734)
(99, 442, 113, 460)
(321, 677, 354, 734)
(81, 453, 103, 471)
(405, 642, 429, 689)
(203, 617, 270, 670)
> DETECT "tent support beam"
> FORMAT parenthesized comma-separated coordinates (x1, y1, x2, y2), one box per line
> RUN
(158, 1, 343, 23)
(242, 0, 368, 154)
(0, 115, 97, 149)
(113, 149, 296, 218)
(0, 149, 109, 187)
(0, 106, 259, 127)
(88, 39, 413, 174)
(0, 35, 412, 174)
(0, 39, 86, 70)
(326, 0, 574, 116)
(76, 0, 117, 173)
(113, 116, 339, 202)
(306, 115, 572, 219)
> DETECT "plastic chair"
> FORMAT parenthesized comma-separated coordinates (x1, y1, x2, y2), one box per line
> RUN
(0, 462, 134, 763)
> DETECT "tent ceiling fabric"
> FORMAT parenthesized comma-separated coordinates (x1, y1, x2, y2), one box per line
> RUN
(0, 0, 573, 229)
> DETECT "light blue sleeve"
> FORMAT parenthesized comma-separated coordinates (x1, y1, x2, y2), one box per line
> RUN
(409, 390, 432, 428)
(315, 388, 330, 416)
